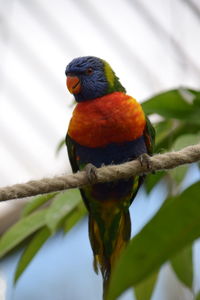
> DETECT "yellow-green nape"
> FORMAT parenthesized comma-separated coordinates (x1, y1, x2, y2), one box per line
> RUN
(102, 60, 115, 87)
(101, 59, 126, 94)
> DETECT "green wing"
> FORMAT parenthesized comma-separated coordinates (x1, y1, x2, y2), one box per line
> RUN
(143, 116, 155, 155)
(66, 134, 91, 211)
(65, 134, 79, 173)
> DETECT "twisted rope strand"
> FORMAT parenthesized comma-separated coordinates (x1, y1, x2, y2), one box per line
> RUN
(0, 144, 200, 202)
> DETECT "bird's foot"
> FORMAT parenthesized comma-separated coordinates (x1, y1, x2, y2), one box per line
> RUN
(138, 153, 154, 173)
(84, 163, 98, 184)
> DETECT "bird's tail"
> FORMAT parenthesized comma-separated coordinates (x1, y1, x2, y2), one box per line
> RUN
(88, 208, 131, 297)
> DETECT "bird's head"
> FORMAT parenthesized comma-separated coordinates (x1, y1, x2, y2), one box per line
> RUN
(65, 56, 126, 102)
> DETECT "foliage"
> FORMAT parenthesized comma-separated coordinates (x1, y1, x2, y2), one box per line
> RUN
(196, 292, 200, 300)
(0, 87, 200, 299)
(134, 271, 158, 300)
(0, 189, 86, 282)
(106, 182, 200, 300)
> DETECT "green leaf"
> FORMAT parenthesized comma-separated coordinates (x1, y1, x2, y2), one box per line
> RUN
(22, 193, 58, 217)
(134, 271, 158, 300)
(14, 227, 51, 283)
(196, 292, 200, 300)
(46, 189, 82, 233)
(155, 122, 200, 153)
(144, 171, 166, 194)
(154, 120, 174, 146)
(63, 202, 86, 233)
(169, 134, 200, 184)
(55, 139, 65, 156)
(170, 245, 193, 289)
(173, 133, 200, 150)
(142, 89, 200, 121)
(0, 210, 47, 258)
(187, 89, 200, 107)
(169, 165, 188, 185)
(106, 181, 200, 300)
(193, 94, 200, 107)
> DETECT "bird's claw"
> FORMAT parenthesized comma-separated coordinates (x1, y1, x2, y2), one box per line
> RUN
(84, 163, 98, 184)
(138, 153, 154, 173)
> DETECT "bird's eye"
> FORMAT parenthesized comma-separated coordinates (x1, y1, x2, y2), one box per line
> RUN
(85, 68, 93, 75)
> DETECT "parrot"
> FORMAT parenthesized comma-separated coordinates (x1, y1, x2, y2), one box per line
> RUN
(65, 56, 155, 296)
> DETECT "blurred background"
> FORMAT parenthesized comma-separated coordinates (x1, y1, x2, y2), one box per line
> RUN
(0, 0, 200, 299)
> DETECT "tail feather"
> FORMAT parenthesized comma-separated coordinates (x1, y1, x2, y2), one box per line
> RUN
(89, 210, 131, 297)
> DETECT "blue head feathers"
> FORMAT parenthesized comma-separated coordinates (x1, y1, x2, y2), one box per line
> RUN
(65, 56, 126, 102)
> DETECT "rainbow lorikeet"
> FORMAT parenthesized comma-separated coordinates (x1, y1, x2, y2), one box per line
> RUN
(65, 56, 155, 294)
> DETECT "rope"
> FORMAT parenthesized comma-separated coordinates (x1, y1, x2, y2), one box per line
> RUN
(0, 144, 200, 202)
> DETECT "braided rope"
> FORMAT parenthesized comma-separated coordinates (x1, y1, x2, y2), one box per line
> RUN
(0, 144, 200, 202)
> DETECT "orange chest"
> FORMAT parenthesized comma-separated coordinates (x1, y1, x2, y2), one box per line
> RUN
(68, 92, 146, 148)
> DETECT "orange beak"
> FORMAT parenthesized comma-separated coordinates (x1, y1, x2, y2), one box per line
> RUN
(66, 76, 81, 94)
